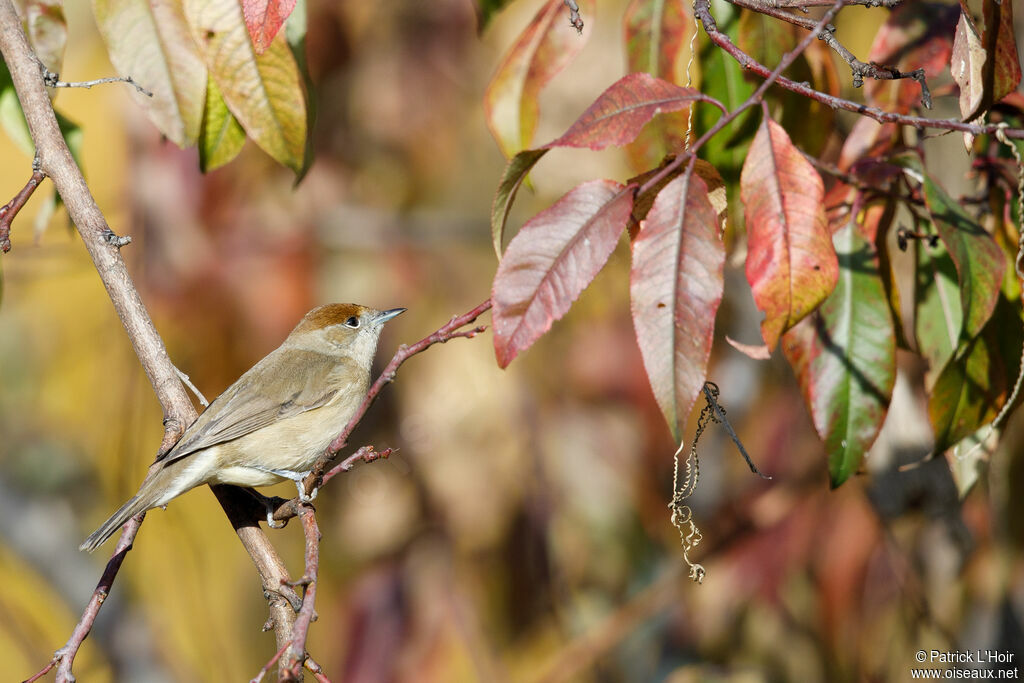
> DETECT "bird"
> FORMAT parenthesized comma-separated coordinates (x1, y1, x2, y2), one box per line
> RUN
(80, 303, 405, 552)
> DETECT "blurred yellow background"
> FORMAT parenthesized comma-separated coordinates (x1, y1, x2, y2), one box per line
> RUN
(0, 0, 1021, 681)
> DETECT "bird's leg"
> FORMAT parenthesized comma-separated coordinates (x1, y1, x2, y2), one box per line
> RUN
(266, 468, 317, 502)
(242, 487, 289, 529)
(293, 477, 317, 503)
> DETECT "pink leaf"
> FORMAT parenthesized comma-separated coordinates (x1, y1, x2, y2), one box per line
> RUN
(631, 169, 724, 440)
(741, 117, 838, 351)
(545, 72, 704, 151)
(726, 336, 771, 360)
(242, 0, 297, 54)
(492, 180, 634, 367)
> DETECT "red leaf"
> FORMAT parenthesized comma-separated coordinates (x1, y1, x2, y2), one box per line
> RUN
(545, 73, 704, 151)
(484, 0, 594, 158)
(741, 118, 838, 351)
(782, 224, 896, 487)
(984, 0, 1022, 106)
(630, 169, 724, 441)
(864, 2, 959, 113)
(241, 0, 297, 54)
(492, 180, 634, 367)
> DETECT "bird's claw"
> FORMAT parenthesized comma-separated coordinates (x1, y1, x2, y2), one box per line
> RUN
(295, 479, 318, 503)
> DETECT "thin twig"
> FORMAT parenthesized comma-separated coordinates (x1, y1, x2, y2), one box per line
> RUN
(249, 640, 291, 683)
(282, 504, 321, 681)
(0, 165, 46, 253)
(299, 299, 492, 499)
(175, 366, 209, 407)
(727, 0, 928, 105)
(304, 654, 333, 683)
(563, 0, 583, 33)
(42, 67, 153, 97)
(51, 528, 136, 681)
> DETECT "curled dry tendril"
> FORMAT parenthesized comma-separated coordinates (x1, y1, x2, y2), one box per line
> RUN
(669, 382, 770, 583)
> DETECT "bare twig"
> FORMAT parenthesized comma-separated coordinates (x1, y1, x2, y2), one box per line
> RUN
(175, 366, 209, 407)
(250, 641, 291, 683)
(282, 504, 321, 681)
(0, 164, 45, 252)
(42, 66, 153, 97)
(303, 655, 332, 683)
(726, 0, 929, 106)
(298, 298, 492, 500)
(563, 0, 583, 33)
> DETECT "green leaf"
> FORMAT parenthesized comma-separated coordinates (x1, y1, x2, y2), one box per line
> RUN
(93, 0, 207, 147)
(0, 85, 34, 157)
(929, 296, 1023, 453)
(921, 172, 1005, 338)
(0, 59, 80, 168)
(693, 8, 755, 183)
(199, 79, 245, 172)
(476, 0, 516, 31)
(782, 223, 896, 487)
(491, 148, 548, 257)
(914, 234, 962, 381)
(184, 0, 307, 172)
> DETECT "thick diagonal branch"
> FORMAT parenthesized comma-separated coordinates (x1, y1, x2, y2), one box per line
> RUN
(0, 1, 297, 678)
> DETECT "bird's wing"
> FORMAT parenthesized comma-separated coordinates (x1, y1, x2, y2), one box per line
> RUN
(160, 349, 351, 464)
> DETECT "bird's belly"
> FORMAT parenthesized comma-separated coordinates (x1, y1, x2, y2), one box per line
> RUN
(207, 401, 356, 487)
(209, 465, 286, 487)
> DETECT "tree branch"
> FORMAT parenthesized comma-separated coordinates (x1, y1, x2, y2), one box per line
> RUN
(693, 0, 1024, 138)
(0, 1, 299, 678)
(727, 0, 930, 106)
(0, 162, 45, 252)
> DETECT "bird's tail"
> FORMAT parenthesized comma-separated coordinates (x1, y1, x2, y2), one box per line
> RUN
(80, 487, 157, 553)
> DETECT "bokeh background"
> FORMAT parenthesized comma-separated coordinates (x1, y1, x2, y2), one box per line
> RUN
(1, 0, 1022, 681)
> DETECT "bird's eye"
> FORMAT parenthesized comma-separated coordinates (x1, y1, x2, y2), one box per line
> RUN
(344, 316, 360, 328)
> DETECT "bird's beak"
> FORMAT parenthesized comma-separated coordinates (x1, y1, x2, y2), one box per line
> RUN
(376, 308, 406, 324)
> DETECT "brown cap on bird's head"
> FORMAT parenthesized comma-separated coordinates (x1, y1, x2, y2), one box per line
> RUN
(291, 304, 406, 336)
